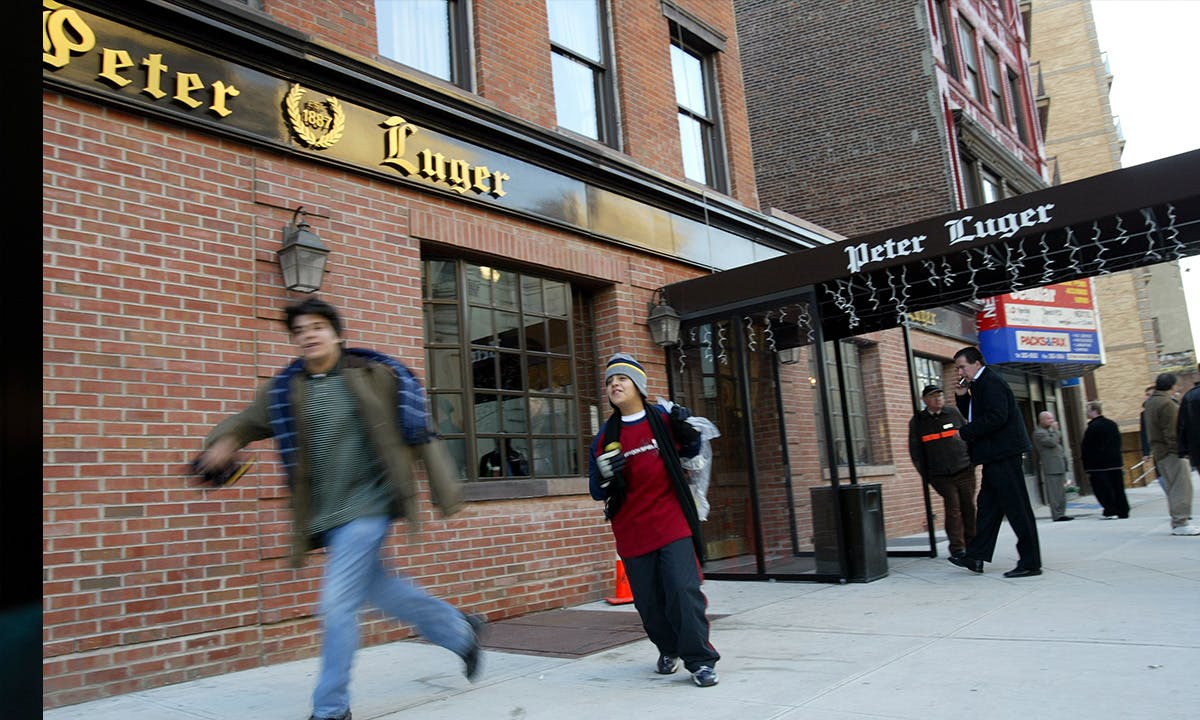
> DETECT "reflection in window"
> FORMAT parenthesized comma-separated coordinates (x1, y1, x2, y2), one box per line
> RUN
(547, 0, 615, 143)
(671, 31, 726, 191)
(913, 356, 944, 399)
(376, 0, 469, 86)
(423, 259, 581, 481)
(820, 340, 873, 465)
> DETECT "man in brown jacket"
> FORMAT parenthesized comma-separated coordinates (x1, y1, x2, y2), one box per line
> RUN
(1144, 373, 1199, 536)
(193, 297, 483, 720)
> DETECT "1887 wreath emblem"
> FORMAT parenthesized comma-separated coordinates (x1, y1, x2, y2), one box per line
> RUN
(284, 83, 345, 149)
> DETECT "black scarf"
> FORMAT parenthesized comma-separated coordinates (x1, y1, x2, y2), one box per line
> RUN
(603, 407, 706, 564)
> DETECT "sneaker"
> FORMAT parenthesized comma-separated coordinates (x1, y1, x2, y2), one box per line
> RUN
(692, 665, 719, 687)
(1171, 524, 1200, 536)
(655, 654, 681, 675)
(461, 613, 487, 681)
(309, 712, 351, 720)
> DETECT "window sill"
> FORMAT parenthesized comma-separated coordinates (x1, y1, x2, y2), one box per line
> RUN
(462, 475, 591, 502)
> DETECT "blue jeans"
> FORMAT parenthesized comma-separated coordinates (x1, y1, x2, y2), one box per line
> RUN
(311, 515, 472, 718)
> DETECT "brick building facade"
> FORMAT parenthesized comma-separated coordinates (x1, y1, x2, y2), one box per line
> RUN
(733, 0, 1077, 512)
(42, 0, 844, 707)
(1029, 0, 1197, 480)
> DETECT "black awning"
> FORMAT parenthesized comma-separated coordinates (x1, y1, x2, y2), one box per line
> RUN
(665, 149, 1200, 342)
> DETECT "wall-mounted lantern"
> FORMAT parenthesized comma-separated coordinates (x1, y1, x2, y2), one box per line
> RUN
(647, 288, 681, 348)
(277, 207, 330, 293)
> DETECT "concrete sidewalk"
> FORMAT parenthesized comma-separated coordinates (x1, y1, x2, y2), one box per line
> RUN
(46, 483, 1200, 720)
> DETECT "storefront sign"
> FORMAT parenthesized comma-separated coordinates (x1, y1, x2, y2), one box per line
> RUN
(977, 280, 1102, 363)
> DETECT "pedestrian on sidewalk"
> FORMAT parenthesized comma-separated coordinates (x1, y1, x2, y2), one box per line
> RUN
(1144, 373, 1200, 535)
(1080, 400, 1129, 519)
(192, 297, 484, 720)
(1177, 364, 1200, 477)
(1032, 410, 1073, 522)
(907, 383, 977, 557)
(589, 352, 720, 687)
(948, 346, 1042, 578)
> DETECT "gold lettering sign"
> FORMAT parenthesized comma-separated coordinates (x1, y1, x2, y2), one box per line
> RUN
(906, 310, 937, 327)
(284, 84, 345, 149)
(381, 116, 510, 198)
(43, 0, 241, 117)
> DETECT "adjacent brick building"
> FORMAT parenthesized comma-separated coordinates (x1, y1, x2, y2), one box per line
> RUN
(734, 0, 1079, 513)
(1029, 0, 1197, 479)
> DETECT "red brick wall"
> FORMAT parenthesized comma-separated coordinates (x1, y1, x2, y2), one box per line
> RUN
(40, 91, 710, 707)
(261, 0, 758, 207)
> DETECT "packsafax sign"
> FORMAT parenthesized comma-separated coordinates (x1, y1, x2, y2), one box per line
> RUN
(976, 280, 1102, 363)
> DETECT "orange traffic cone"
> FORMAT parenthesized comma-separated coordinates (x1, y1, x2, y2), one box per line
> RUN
(605, 558, 634, 605)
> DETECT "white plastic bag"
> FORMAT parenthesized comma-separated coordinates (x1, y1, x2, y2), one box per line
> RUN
(657, 398, 721, 520)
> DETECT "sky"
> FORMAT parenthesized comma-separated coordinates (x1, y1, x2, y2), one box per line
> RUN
(1089, 0, 1200, 349)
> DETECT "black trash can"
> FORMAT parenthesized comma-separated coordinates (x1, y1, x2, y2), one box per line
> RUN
(810, 483, 888, 582)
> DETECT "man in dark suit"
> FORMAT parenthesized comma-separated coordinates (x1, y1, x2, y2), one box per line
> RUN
(948, 346, 1042, 578)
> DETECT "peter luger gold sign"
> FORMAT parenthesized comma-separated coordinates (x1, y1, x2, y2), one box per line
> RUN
(43, 0, 512, 199)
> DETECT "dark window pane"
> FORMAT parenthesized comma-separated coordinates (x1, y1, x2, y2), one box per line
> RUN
(496, 310, 521, 348)
(527, 355, 551, 392)
(466, 265, 494, 304)
(469, 306, 494, 345)
(523, 319, 548, 352)
(522, 276, 544, 313)
(499, 351, 525, 390)
(425, 259, 458, 299)
(429, 348, 462, 389)
(502, 396, 528, 432)
(494, 270, 518, 309)
(474, 394, 500, 431)
(472, 350, 498, 389)
(442, 437, 468, 479)
(548, 357, 572, 393)
(428, 305, 459, 343)
(544, 281, 568, 316)
(477, 437, 502, 477)
(433, 392, 465, 435)
(545, 317, 569, 354)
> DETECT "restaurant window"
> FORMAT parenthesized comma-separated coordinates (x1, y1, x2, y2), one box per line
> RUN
(547, 0, 616, 144)
(821, 340, 873, 466)
(376, 0, 471, 87)
(671, 26, 727, 191)
(1007, 68, 1031, 145)
(913, 356, 944, 399)
(423, 259, 582, 483)
(984, 45, 1007, 122)
(957, 16, 982, 103)
(933, 0, 958, 79)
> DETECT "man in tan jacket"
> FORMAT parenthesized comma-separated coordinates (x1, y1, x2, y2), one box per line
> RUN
(194, 297, 482, 720)
(1144, 373, 1200, 536)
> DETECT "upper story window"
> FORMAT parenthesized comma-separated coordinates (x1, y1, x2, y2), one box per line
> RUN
(933, 0, 959, 79)
(671, 28, 727, 191)
(956, 16, 983, 103)
(984, 45, 1007, 121)
(913, 356, 945, 399)
(376, 0, 471, 87)
(547, 0, 616, 144)
(1007, 68, 1032, 145)
(423, 259, 583, 485)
